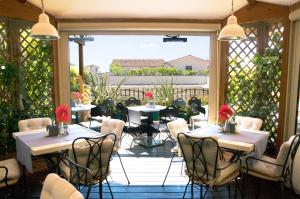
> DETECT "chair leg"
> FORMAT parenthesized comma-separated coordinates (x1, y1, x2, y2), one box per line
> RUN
(191, 181, 194, 199)
(86, 184, 91, 199)
(234, 178, 238, 199)
(227, 182, 231, 198)
(182, 180, 190, 199)
(181, 159, 184, 175)
(99, 182, 103, 199)
(106, 178, 114, 199)
(22, 165, 27, 192)
(162, 152, 175, 186)
(117, 152, 130, 185)
(255, 178, 260, 199)
(200, 185, 203, 199)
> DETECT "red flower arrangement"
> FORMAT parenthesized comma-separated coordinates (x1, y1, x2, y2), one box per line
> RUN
(218, 104, 234, 122)
(144, 91, 154, 100)
(55, 104, 69, 123)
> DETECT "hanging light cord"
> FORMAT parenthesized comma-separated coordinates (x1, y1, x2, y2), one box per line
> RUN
(41, 0, 45, 13)
(231, 0, 234, 15)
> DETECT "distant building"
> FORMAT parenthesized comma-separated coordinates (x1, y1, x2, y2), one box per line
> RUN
(111, 59, 166, 70)
(165, 55, 209, 71)
(84, 64, 101, 73)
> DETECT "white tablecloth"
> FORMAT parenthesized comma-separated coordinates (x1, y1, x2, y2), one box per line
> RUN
(14, 125, 98, 173)
(190, 126, 269, 158)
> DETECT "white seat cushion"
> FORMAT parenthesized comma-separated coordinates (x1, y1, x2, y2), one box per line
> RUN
(0, 158, 20, 188)
(235, 116, 263, 131)
(18, 117, 51, 131)
(40, 173, 84, 199)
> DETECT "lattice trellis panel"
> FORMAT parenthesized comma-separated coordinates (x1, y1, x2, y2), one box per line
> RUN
(226, 24, 258, 113)
(0, 21, 8, 57)
(225, 21, 284, 154)
(19, 27, 54, 117)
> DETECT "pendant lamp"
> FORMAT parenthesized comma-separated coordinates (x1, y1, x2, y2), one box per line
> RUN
(218, 0, 246, 41)
(30, 0, 59, 40)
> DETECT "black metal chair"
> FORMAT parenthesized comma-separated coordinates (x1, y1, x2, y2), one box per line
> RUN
(59, 133, 116, 199)
(188, 97, 206, 129)
(80, 105, 103, 131)
(178, 133, 241, 199)
(101, 98, 115, 117)
(172, 98, 186, 109)
(154, 105, 178, 141)
(125, 97, 141, 106)
(243, 134, 300, 198)
(116, 102, 149, 148)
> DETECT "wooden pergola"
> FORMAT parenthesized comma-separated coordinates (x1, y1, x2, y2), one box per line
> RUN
(0, 0, 299, 153)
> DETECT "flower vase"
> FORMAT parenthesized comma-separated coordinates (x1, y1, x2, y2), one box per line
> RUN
(58, 122, 65, 137)
(146, 101, 156, 108)
(224, 120, 236, 133)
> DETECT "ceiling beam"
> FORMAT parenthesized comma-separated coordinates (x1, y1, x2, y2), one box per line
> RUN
(18, 0, 27, 3)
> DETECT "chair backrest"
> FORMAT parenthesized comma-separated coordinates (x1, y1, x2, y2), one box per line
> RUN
(188, 98, 206, 115)
(172, 98, 186, 109)
(115, 102, 128, 123)
(178, 133, 220, 181)
(101, 119, 125, 150)
(276, 135, 300, 177)
(235, 116, 263, 131)
(40, 173, 84, 199)
(167, 119, 189, 140)
(101, 98, 115, 116)
(159, 105, 178, 121)
(70, 134, 116, 181)
(90, 105, 103, 117)
(18, 117, 51, 131)
(125, 97, 141, 106)
(188, 97, 202, 106)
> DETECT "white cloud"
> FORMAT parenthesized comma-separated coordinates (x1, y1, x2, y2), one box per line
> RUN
(139, 43, 158, 48)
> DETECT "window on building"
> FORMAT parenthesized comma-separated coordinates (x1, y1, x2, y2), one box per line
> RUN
(185, 65, 192, 70)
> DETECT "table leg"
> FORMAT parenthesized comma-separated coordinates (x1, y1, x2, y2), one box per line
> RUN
(137, 112, 164, 147)
(75, 112, 79, 124)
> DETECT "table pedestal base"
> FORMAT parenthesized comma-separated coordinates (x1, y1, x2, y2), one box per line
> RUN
(136, 136, 164, 147)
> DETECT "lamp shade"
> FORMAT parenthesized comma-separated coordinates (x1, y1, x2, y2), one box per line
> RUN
(30, 13, 59, 40)
(218, 15, 246, 41)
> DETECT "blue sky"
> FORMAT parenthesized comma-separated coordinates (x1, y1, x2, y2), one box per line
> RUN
(69, 35, 210, 72)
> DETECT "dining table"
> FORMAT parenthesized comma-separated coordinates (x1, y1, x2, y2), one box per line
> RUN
(128, 105, 166, 147)
(13, 124, 99, 173)
(190, 125, 269, 160)
(71, 104, 96, 123)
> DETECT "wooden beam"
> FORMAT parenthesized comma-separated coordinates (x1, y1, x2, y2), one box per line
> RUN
(18, 0, 27, 3)
(290, 1, 300, 12)
(0, 0, 56, 24)
(57, 18, 221, 24)
(234, 2, 289, 24)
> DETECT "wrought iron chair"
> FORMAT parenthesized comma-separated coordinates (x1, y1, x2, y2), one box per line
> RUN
(0, 158, 21, 197)
(178, 133, 241, 199)
(290, 134, 300, 195)
(242, 134, 300, 198)
(172, 98, 186, 109)
(80, 105, 104, 131)
(116, 102, 148, 148)
(153, 105, 179, 141)
(100, 118, 130, 184)
(59, 133, 116, 199)
(101, 98, 115, 117)
(188, 97, 207, 129)
(162, 118, 189, 186)
(125, 97, 141, 106)
(40, 173, 84, 199)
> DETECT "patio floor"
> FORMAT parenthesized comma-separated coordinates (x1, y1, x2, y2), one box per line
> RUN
(13, 133, 299, 199)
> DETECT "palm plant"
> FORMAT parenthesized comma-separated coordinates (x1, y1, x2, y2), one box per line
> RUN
(155, 79, 174, 106)
(84, 72, 126, 104)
